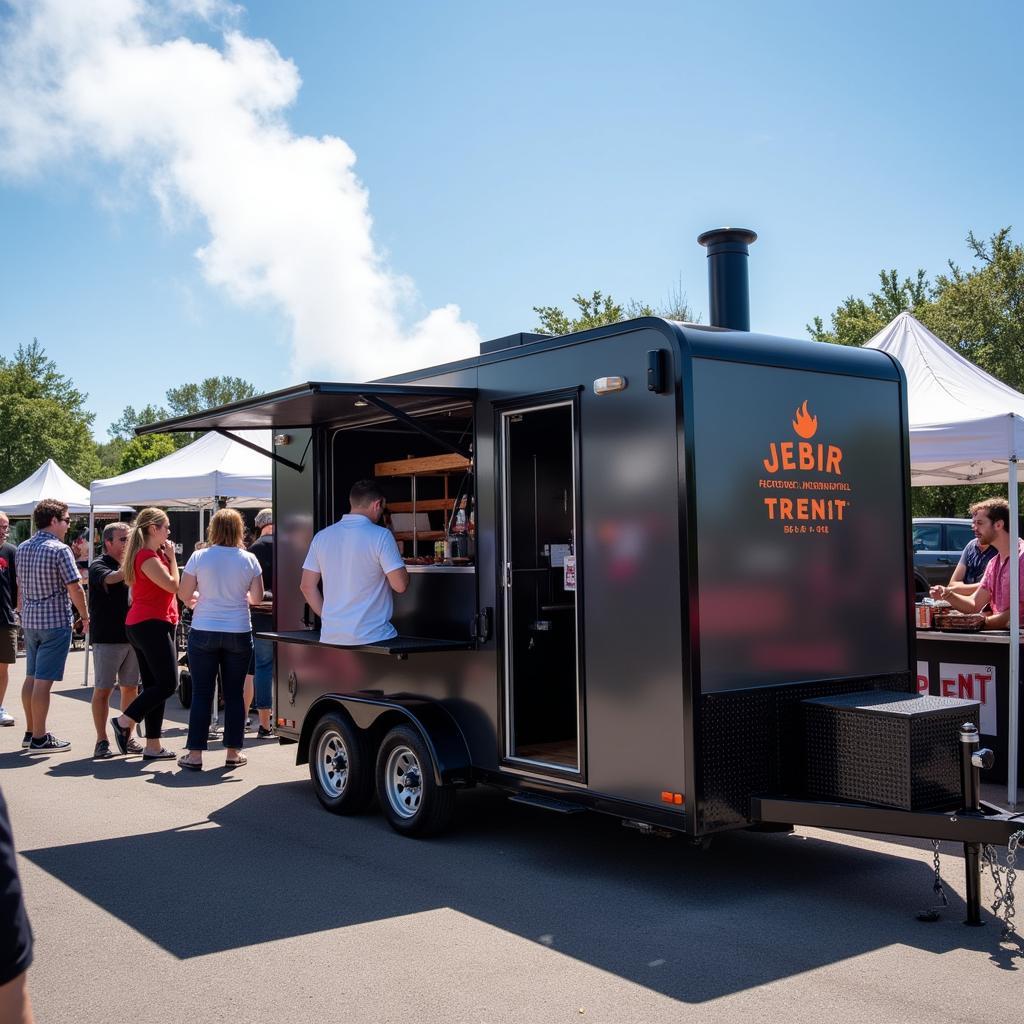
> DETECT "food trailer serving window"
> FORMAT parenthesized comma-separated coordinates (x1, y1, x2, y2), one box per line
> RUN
(137, 381, 479, 655)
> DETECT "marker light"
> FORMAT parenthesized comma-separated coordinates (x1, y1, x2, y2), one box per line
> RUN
(593, 376, 627, 395)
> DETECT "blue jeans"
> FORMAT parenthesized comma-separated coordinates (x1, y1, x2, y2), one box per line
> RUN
(250, 636, 274, 710)
(186, 629, 253, 751)
(24, 627, 72, 681)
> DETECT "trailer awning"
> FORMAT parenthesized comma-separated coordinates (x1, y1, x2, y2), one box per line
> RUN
(135, 382, 477, 435)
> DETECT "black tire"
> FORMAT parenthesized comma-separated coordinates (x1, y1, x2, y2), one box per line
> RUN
(177, 669, 192, 709)
(308, 712, 374, 814)
(375, 724, 456, 837)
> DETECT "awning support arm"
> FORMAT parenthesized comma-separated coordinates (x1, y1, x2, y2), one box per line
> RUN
(357, 395, 472, 461)
(214, 429, 305, 473)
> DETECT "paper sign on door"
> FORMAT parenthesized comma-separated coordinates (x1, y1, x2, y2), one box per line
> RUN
(916, 660, 930, 695)
(563, 555, 576, 592)
(939, 662, 997, 735)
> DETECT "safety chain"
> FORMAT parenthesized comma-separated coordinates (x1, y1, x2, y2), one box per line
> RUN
(917, 839, 949, 921)
(983, 830, 1023, 940)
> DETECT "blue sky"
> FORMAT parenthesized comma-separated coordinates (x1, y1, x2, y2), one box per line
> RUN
(1, 1, 1021, 440)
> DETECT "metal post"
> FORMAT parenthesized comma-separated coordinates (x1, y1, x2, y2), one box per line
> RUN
(1008, 456, 1019, 808)
(83, 505, 95, 687)
(959, 722, 984, 926)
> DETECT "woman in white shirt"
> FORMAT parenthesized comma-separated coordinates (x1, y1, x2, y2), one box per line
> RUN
(177, 509, 264, 771)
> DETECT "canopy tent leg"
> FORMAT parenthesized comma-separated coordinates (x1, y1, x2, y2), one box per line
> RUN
(1009, 458, 1019, 808)
(82, 505, 94, 688)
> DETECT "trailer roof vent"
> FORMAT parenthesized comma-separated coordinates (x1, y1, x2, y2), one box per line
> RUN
(480, 331, 548, 355)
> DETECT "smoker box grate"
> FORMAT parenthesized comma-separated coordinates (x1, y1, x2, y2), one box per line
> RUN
(801, 691, 979, 811)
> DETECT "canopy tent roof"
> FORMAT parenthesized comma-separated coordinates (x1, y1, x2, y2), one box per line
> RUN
(89, 430, 273, 508)
(864, 312, 1024, 485)
(0, 459, 131, 516)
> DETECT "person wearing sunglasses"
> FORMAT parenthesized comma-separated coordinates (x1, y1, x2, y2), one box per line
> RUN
(17, 499, 89, 752)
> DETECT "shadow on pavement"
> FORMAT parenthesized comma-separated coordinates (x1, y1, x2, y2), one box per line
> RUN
(0, 751, 43, 771)
(21, 780, 1022, 999)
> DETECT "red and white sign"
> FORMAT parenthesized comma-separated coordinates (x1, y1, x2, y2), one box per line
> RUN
(939, 662, 997, 735)
(563, 555, 576, 592)
(916, 660, 930, 695)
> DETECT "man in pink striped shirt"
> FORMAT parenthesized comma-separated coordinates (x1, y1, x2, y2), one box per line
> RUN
(932, 497, 1023, 628)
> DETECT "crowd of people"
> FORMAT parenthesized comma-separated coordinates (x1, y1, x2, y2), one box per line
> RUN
(0, 500, 276, 771)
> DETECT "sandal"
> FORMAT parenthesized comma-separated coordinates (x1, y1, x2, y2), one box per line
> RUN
(143, 747, 176, 761)
(177, 755, 203, 771)
(224, 755, 247, 768)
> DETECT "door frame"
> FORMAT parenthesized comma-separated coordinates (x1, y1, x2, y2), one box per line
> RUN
(495, 390, 586, 782)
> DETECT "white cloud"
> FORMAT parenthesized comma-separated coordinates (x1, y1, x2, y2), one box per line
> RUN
(0, 0, 480, 380)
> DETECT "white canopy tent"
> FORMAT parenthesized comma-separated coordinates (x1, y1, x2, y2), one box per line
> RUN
(0, 458, 131, 517)
(89, 429, 274, 510)
(865, 312, 1022, 805)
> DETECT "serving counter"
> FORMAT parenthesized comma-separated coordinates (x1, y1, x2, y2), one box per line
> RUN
(915, 629, 1022, 785)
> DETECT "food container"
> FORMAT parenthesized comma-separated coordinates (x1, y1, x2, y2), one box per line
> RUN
(915, 603, 933, 629)
(933, 610, 986, 633)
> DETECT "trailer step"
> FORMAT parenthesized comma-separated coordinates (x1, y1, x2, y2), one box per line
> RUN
(508, 792, 585, 814)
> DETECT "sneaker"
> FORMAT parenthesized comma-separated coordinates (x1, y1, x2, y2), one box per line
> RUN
(94, 740, 114, 759)
(257, 725, 276, 739)
(109, 717, 131, 755)
(127, 737, 144, 755)
(28, 733, 71, 752)
(0, 706, 14, 727)
(244, 717, 255, 733)
(21, 731, 32, 749)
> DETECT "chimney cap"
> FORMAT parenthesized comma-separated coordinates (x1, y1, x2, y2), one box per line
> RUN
(697, 227, 758, 250)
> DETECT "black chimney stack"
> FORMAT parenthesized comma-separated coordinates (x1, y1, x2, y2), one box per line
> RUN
(697, 227, 757, 331)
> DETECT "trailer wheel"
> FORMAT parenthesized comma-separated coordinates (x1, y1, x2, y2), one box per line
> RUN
(177, 669, 192, 709)
(309, 712, 373, 814)
(376, 725, 456, 837)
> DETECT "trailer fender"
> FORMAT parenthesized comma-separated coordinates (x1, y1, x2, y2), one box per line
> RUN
(297, 694, 472, 786)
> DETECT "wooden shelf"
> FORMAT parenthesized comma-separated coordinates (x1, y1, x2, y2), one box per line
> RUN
(394, 530, 446, 542)
(389, 497, 468, 514)
(375, 453, 471, 477)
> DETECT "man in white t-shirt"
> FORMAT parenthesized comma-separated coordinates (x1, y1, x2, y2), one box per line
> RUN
(299, 480, 409, 646)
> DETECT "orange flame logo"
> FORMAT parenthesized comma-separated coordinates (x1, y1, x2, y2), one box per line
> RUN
(792, 400, 818, 439)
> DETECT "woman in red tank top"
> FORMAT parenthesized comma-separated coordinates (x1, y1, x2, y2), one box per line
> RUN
(110, 508, 180, 759)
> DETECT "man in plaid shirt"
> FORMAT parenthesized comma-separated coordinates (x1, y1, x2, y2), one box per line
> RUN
(18, 499, 89, 752)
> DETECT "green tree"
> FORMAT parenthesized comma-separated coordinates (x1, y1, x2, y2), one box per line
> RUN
(109, 376, 257, 448)
(806, 269, 931, 346)
(928, 228, 1024, 391)
(109, 403, 169, 442)
(117, 434, 178, 473)
(533, 282, 698, 336)
(94, 438, 127, 479)
(0, 340, 100, 490)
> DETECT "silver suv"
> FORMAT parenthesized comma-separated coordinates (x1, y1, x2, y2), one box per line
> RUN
(911, 517, 975, 596)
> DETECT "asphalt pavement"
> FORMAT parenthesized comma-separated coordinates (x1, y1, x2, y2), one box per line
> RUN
(2, 649, 1022, 1024)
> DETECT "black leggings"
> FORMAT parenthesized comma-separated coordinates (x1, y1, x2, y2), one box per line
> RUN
(124, 620, 177, 740)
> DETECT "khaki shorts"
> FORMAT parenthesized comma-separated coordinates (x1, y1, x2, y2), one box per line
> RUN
(92, 643, 141, 689)
(0, 626, 16, 664)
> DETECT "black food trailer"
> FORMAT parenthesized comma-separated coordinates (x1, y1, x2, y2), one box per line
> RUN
(142, 230, 1023, 926)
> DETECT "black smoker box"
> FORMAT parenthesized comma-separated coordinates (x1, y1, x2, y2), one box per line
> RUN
(802, 691, 980, 811)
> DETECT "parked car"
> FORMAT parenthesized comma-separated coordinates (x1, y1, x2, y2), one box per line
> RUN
(911, 517, 975, 596)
